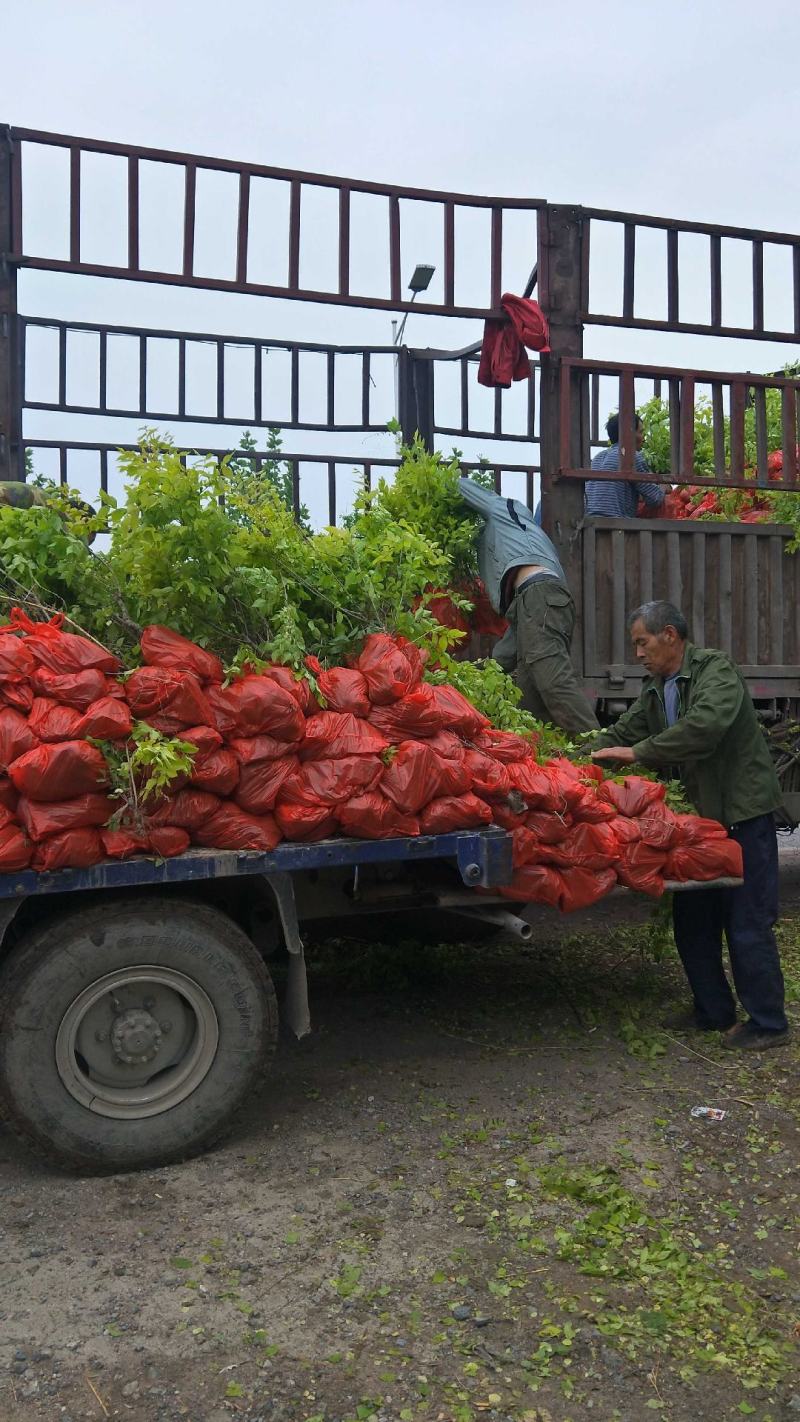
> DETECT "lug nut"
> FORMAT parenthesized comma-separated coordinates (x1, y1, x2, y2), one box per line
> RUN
(160, 1020, 172, 1033)
(95, 1030, 107, 1043)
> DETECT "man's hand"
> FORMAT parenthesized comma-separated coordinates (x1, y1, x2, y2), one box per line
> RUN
(591, 746, 636, 766)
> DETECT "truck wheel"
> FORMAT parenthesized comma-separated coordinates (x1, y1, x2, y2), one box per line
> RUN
(0, 898, 278, 1173)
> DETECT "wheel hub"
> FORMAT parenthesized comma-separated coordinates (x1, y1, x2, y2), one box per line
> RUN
(55, 965, 220, 1120)
(110, 1008, 163, 1064)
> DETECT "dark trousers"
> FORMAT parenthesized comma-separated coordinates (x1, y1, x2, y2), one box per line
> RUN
(492, 579, 599, 737)
(671, 813, 787, 1032)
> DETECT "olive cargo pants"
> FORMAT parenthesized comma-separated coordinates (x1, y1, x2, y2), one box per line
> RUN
(492, 579, 599, 736)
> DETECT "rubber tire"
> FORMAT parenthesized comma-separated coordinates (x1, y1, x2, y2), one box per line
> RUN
(0, 898, 278, 1173)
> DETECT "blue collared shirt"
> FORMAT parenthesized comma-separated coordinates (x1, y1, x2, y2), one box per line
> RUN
(585, 445, 665, 517)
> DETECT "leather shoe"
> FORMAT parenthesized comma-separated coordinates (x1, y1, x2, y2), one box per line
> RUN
(661, 1008, 736, 1033)
(721, 1022, 790, 1051)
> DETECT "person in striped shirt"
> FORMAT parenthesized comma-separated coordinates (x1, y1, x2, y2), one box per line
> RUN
(585, 413, 666, 518)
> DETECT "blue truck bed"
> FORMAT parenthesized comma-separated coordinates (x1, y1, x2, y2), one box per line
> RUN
(0, 827, 514, 902)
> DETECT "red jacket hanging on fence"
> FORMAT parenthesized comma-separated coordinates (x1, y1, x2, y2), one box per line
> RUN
(477, 293, 550, 389)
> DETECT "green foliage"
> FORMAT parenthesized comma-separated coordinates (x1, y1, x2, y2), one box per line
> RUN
(639, 395, 717, 477)
(0, 433, 569, 743)
(96, 722, 197, 830)
(0, 502, 97, 609)
(355, 436, 492, 583)
(538, 1163, 789, 1388)
(228, 428, 311, 530)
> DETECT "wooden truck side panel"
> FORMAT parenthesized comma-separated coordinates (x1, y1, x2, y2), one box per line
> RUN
(580, 517, 800, 709)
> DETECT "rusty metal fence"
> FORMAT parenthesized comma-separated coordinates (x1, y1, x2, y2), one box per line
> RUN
(2, 122, 800, 518)
(557, 359, 800, 489)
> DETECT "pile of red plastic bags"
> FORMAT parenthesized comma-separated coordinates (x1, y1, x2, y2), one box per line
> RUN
(0, 610, 743, 909)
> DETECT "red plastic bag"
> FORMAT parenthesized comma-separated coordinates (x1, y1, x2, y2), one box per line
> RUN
(490, 803, 528, 830)
(356, 633, 417, 704)
(431, 752, 471, 797)
(381, 741, 439, 815)
(525, 810, 572, 844)
(149, 826, 191, 858)
(16, 792, 113, 843)
(497, 863, 562, 908)
(368, 683, 444, 739)
(471, 728, 534, 763)
(230, 733, 292, 765)
(611, 816, 642, 846)
(570, 785, 618, 823)
(140, 625, 224, 683)
(547, 761, 591, 814)
(5, 609, 120, 673)
(0, 631, 35, 679)
(0, 678, 34, 713)
(273, 801, 337, 842)
(508, 760, 560, 811)
(671, 814, 729, 846)
(0, 822, 31, 870)
(580, 762, 606, 784)
(194, 804, 281, 852)
(148, 788, 220, 832)
(428, 684, 488, 736)
(190, 748, 240, 796)
(181, 724, 223, 755)
(75, 697, 133, 741)
(600, 777, 666, 818)
(279, 755, 383, 808)
(558, 866, 617, 913)
(337, 792, 420, 839)
(0, 707, 39, 770)
(30, 666, 109, 711)
(419, 793, 492, 834)
(511, 826, 543, 867)
(235, 755, 300, 814)
(666, 839, 743, 882)
(138, 712, 193, 737)
(425, 729, 467, 761)
(394, 636, 428, 683)
(32, 827, 105, 871)
(100, 826, 153, 859)
(462, 748, 513, 802)
(9, 740, 109, 802)
(316, 667, 370, 717)
(28, 697, 84, 743)
(300, 712, 388, 761)
(126, 667, 215, 728)
(637, 804, 682, 849)
(206, 676, 304, 741)
(0, 776, 18, 812)
(261, 665, 317, 715)
(551, 821, 619, 870)
(616, 841, 666, 897)
(425, 589, 471, 635)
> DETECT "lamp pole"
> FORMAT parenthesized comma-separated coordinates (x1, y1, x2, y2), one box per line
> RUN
(392, 265, 435, 422)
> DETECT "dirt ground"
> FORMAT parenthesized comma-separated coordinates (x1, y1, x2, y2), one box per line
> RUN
(1, 860, 799, 1422)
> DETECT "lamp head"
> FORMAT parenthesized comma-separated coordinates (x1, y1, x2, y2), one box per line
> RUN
(408, 264, 435, 293)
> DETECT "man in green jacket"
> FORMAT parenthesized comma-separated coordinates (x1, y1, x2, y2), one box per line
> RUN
(458, 477, 598, 736)
(591, 599, 788, 1051)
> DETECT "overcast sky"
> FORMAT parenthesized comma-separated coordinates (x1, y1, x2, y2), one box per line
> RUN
(4, 0, 800, 519)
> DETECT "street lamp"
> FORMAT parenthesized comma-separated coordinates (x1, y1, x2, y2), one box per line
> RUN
(392, 264, 436, 424)
(391, 264, 436, 347)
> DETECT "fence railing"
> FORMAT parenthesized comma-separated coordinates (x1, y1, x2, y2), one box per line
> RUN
(6, 125, 543, 318)
(581, 207, 800, 344)
(24, 438, 539, 526)
(557, 358, 800, 490)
